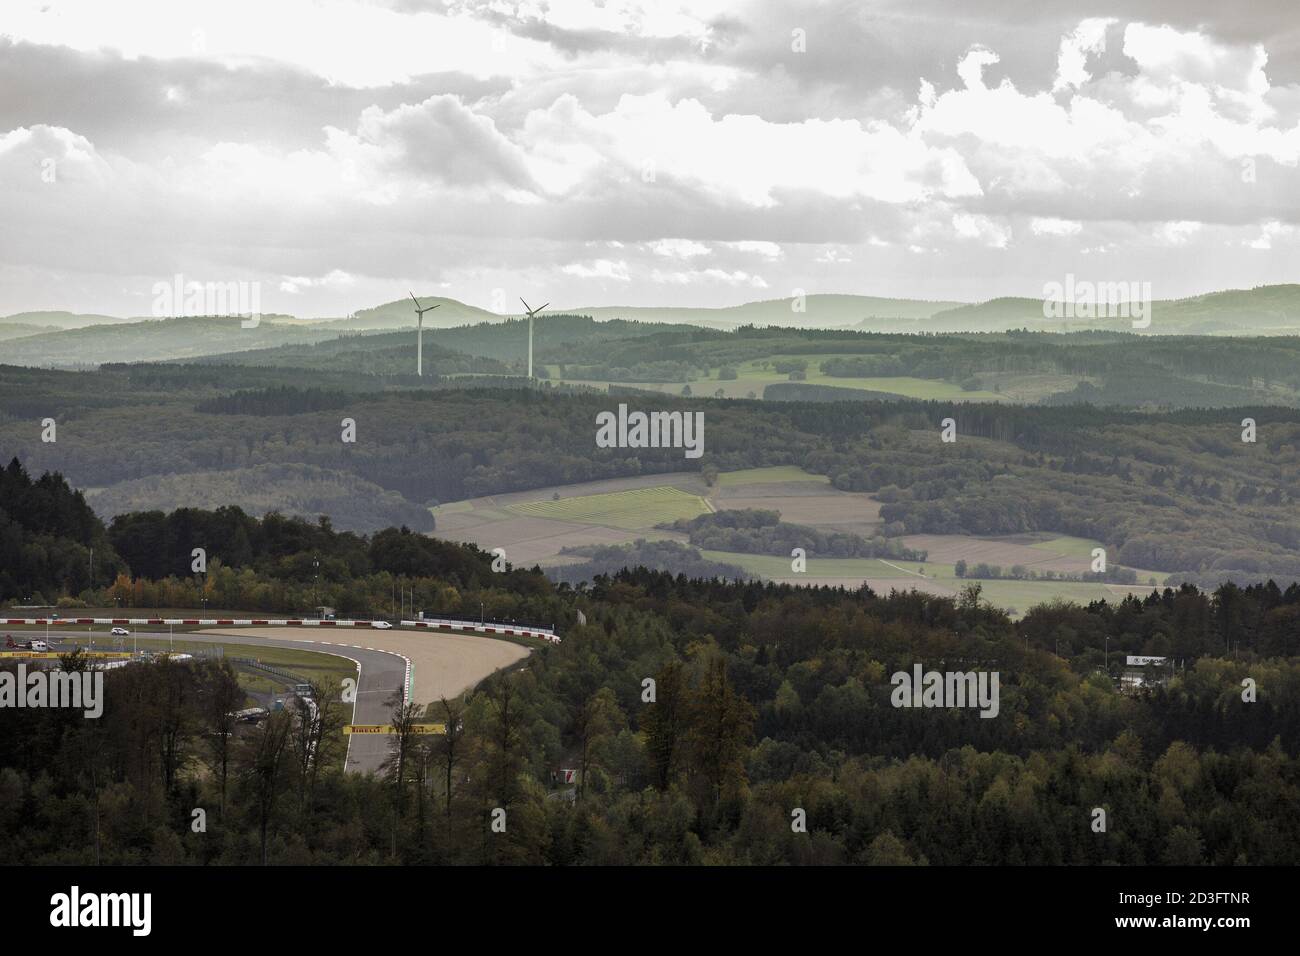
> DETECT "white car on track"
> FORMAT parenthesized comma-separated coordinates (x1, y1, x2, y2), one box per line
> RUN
(111, 626, 130, 636)
(371, 620, 393, 629)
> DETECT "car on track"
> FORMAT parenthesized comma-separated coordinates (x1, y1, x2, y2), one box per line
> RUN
(5, 635, 49, 652)
(110, 626, 130, 636)
(371, 620, 393, 629)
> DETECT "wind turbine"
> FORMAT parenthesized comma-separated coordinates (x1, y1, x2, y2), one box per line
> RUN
(519, 298, 548, 379)
(409, 292, 440, 376)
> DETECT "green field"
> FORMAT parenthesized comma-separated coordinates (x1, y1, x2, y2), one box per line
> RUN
(428, 469, 1168, 616)
(715, 465, 829, 486)
(701, 551, 911, 578)
(1019, 534, 1167, 583)
(957, 579, 1160, 616)
(506, 485, 710, 530)
(701, 548, 1162, 618)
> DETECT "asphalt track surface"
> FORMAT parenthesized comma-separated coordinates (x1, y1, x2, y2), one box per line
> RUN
(30, 629, 405, 774)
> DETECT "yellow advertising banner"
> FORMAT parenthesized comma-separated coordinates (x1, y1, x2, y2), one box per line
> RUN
(343, 723, 446, 735)
(0, 651, 133, 659)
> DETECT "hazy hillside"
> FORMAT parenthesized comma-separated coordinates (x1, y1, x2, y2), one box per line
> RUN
(0, 315, 390, 367)
(194, 314, 709, 367)
(0, 310, 134, 330)
(923, 284, 1300, 334)
(1157, 284, 1300, 332)
(191, 331, 512, 376)
(563, 293, 965, 329)
(12, 286, 1300, 370)
(0, 323, 48, 342)
(342, 295, 503, 329)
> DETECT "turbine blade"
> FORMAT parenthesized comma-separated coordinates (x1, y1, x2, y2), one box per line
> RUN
(537, 303, 550, 313)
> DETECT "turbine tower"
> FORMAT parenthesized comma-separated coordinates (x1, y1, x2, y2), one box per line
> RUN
(519, 298, 549, 379)
(409, 292, 440, 376)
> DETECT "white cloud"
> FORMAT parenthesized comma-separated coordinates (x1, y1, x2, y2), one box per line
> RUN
(561, 258, 631, 281)
(951, 213, 1010, 248)
(280, 269, 355, 294)
(650, 267, 766, 287)
(647, 238, 711, 258)
(520, 92, 983, 207)
(1054, 19, 1114, 93)
(957, 48, 1001, 91)
(4, 8, 1300, 314)
(1031, 217, 1083, 236)
(722, 240, 782, 258)
(1159, 220, 1203, 245)
(1245, 221, 1293, 249)
(2, 0, 563, 87)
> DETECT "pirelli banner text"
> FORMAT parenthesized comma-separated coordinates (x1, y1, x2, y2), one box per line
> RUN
(344, 723, 446, 735)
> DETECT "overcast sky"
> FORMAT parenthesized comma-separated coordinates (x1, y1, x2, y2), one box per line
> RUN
(2, 0, 1299, 318)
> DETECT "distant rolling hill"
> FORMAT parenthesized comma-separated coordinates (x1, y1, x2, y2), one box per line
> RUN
(339, 295, 504, 330)
(0, 315, 382, 368)
(189, 330, 511, 376)
(918, 284, 1300, 334)
(192, 314, 711, 369)
(11, 285, 1300, 369)
(0, 310, 136, 330)
(559, 294, 965, 329)
(0, 323, 50, 342)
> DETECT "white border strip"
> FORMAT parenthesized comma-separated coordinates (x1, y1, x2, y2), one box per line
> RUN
(2, 616, 560, 644)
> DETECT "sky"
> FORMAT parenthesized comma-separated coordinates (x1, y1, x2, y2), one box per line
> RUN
(2, 0, 1299, 318)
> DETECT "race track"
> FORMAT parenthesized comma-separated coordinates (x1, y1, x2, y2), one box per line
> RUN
(28, 626, 528, 774)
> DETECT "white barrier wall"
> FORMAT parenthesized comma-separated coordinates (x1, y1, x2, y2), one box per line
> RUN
(2, 616, 561, 643)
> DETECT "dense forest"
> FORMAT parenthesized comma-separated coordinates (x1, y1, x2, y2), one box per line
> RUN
(26, 313, 1296, 410)
(0, 457, 116, 602)
(4, 498, 1300, 863)
(663, 509, 926, 561)
(529, 326, 1300, 407)
(0, 461, 537, 616)
(548, 539, 753, 585)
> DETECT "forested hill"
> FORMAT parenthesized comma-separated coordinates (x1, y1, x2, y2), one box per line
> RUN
(0, 464, 510, 606)
(188, 313, 702, 368)
(6, 361, 1300, 584)
(0, 457, 113, 602)
(5, 481, 1300, 864)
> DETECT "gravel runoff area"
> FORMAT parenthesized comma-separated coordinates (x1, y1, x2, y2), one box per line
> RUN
(205, 626, 530, 705)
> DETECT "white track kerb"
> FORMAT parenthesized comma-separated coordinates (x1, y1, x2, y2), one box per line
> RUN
(2, 617, 560, 710)
(2, 616, 560, 643)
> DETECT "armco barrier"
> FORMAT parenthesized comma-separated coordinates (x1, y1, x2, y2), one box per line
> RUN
(2, 616, 561, 644)
(400, 618, 561, 643)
